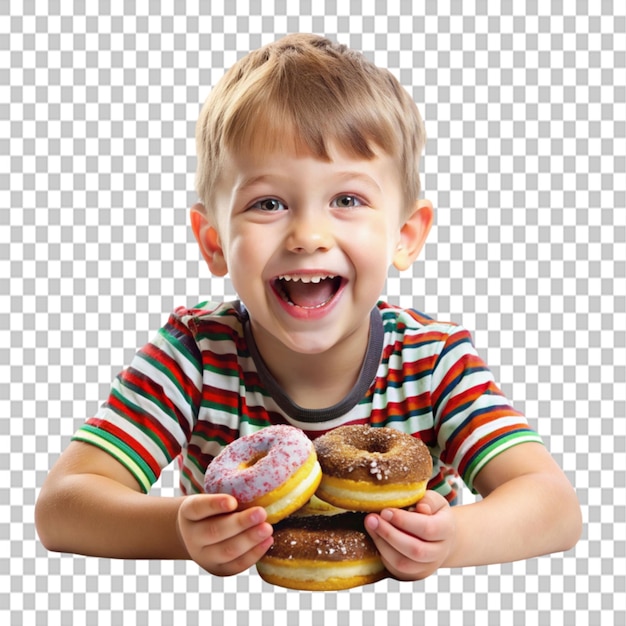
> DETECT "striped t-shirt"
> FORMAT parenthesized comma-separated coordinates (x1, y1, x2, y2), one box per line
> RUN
(73, 300, 542, 502)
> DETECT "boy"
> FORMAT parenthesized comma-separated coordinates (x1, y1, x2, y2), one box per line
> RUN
(36, 34, 581, 582)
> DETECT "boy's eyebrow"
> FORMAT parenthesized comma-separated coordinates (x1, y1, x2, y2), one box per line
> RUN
(333, 171, 383, 194)
(236, 171, 384, 194)
(235, 174, 276, 192)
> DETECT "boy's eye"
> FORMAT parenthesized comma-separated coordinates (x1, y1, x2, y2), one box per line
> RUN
(250, 198, 286, 212)
(331, 195, 364, 208)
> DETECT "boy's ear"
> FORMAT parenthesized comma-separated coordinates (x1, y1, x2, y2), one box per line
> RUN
(392, 199, 434, 271)
(190, 203, 228, 277)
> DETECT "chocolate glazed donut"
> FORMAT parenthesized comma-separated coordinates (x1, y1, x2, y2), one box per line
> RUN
(313, 425, 433, 511)
(256, 512, 387, 590)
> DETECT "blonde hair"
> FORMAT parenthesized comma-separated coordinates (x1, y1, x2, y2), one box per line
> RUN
(195, 33, 426, 214)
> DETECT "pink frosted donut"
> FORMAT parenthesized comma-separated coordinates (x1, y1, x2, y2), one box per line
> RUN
(203, 425, 322, 524)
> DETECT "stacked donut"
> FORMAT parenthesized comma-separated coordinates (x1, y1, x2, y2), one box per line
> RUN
(204, 424, 432, 591)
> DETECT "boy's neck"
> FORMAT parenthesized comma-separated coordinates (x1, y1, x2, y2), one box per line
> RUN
(248, 318, 373, 411)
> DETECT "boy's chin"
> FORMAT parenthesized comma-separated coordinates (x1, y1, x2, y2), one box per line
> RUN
(269, 320, 372, 358)
(270, 331, 348, 356)
(249, 316, 348, 354)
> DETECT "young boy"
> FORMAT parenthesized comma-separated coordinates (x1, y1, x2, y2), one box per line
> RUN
(36, 33, 581, 582)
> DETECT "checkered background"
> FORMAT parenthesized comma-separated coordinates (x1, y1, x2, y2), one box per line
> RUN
(2, 0, 625, 624)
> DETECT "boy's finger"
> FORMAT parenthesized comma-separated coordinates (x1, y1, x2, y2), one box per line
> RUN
(365, 514, 439, 567)
(205, 521, 274, 573)
(370, 507, 447, 542)
(194, 506, 269, 549)
(179, 504, 270, 571)
(414, 491, 448, 516)
(179, 493, 238, 522)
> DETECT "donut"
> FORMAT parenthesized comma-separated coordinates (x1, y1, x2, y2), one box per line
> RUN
(290, 494, 347, 518)
(203, 425, 322, 524)
(313, 425, 432, 511)
(256, 512, 387, 590)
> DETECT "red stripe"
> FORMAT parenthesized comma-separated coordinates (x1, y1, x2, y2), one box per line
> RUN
(202, 348, 240, 373)
(181, 448, 206, 493)
(454, 423, 528, 477)
(432, 352, 484, 407)
(383, 357, 437, 385)
(442, 379, 495, 418)
(110, 374, 184, 458)
(203, 383, 240, 412)
(300, 418, 372, 441)
(85, 417, 162, 479)
(141, 342, 201, 409)
(442, 412, 525, 467)
(403, 329, 452, 347)
(193, 421, 239, 446)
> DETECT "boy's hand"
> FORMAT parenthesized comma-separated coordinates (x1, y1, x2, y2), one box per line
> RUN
(177, 494, 274, 576)
(364, 491, 455, 581)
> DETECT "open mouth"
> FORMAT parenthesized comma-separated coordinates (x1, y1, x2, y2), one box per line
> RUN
(271, 274, 344, 309)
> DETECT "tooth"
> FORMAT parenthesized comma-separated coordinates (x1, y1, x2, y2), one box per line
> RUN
(277, 274, 337, 284)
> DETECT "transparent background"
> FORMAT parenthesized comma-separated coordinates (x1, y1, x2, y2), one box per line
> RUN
(2, 1, 625, 624)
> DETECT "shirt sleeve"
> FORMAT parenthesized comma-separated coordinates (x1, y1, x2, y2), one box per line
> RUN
(431, 325, 543, 494)
(72, 308, 204, 493)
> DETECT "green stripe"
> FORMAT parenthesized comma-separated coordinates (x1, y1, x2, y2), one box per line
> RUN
(144, 339, 194, 407)
(186, 449, 207, 477)
(203, 362, 241, 377)
(196, 330, 241, 343)
(199, 397, 239, 415)
(109, 385, 174, 461)
(465, 433, 544, 493)
(242, 415, 274, 429)
(157, 327, 202, 376)
(427, 475, 448, 493)
(72, 427, 154, 493)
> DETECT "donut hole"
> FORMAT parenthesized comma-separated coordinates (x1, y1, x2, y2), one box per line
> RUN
(239, 450, 268, 470)
(358, 435, 394, 455)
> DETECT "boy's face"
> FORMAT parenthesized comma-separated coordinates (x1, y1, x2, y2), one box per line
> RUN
(192, 143, 432, 358)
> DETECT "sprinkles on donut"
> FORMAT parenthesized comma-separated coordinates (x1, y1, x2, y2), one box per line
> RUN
(313, 425, 433, 512)
(256, 512, 387, 591)
(203, 424, 322, 524)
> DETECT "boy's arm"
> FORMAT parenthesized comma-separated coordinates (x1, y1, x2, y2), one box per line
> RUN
(36, 441, 191, 559)
(446, 442, 582, 567)
(365, 442, 582, 579)
(35, 441, 274, 574)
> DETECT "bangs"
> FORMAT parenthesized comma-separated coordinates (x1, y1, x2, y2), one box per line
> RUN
(220, 47, 401, 162)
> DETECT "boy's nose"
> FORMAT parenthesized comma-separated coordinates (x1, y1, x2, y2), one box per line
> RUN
(286, 211, 334, 254)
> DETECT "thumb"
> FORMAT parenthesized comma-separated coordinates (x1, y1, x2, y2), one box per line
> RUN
(179, 493, 238, 522)
(414, 490, 448, 516)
